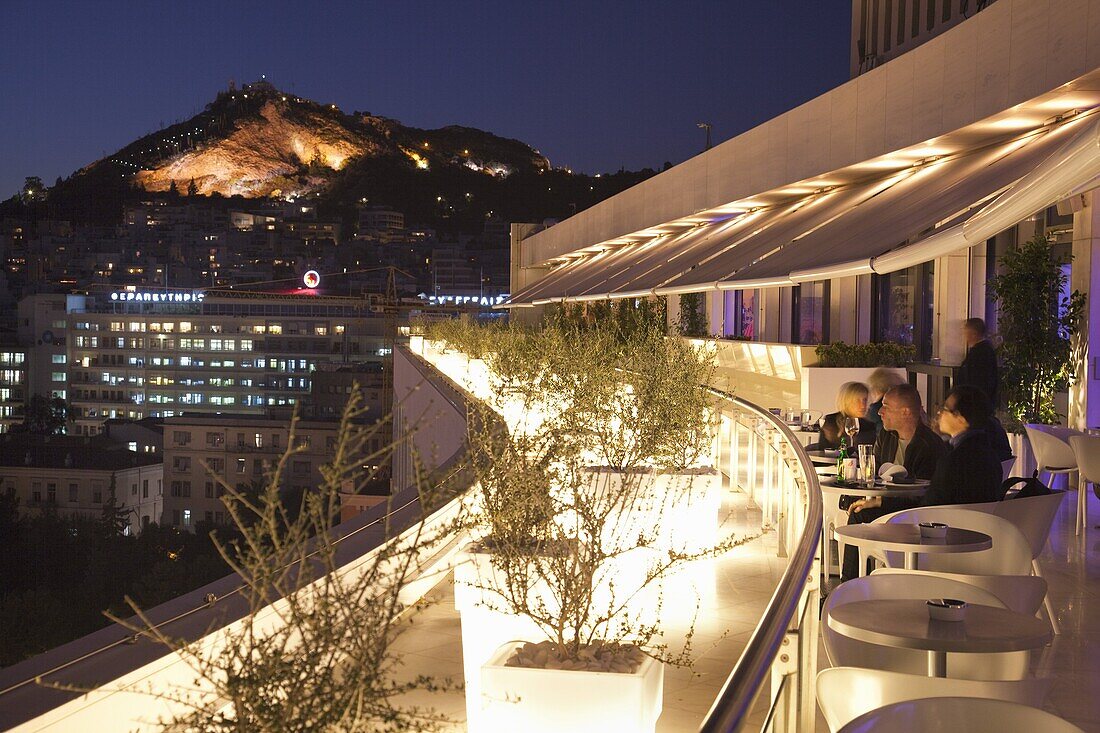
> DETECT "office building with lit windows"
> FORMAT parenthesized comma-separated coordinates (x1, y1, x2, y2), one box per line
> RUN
(52, 288, 388, 435)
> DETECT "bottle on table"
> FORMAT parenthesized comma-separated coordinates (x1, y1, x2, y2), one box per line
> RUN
(836, 436, 848, 482)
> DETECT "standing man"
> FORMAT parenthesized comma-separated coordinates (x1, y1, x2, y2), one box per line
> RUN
(956, 317, 999, 407)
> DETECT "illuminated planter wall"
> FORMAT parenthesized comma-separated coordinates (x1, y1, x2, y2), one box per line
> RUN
(478, 641, 664, 733)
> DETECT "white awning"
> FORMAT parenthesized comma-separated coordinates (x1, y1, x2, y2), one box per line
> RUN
(503, 110, 1100, 306)
(713, 114, 1091, 288)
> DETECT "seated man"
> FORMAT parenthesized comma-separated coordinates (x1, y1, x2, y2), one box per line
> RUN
(872, 384, 946, 480)
(840, 385, 1001, 581)
(840, 384, 946, 580)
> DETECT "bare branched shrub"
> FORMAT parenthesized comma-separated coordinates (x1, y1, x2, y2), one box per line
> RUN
(52, 391, 464, 732)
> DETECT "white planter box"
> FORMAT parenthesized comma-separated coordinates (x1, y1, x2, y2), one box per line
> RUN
(478, 641, 664, 733)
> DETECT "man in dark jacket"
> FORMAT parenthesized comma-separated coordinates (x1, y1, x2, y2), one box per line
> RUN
(873, 384, 947, 481)
(840, 384, 946, 580)
(840, 385, 1001, 581)
(956, 318, 999, 407)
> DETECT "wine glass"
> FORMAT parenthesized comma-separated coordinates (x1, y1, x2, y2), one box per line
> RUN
(842, 415, 860, 446)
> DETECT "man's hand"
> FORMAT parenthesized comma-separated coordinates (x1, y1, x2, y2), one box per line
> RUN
(849, 496, 883, 514)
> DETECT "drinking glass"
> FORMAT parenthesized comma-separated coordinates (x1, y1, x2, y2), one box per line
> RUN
(843, 416, 860, 445)
(857, 444, 876, 486)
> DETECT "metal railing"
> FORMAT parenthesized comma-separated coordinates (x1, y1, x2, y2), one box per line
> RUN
(700, 391, 823, 733)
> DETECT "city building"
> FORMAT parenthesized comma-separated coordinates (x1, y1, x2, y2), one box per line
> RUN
(0, 432, 162, 533)
(159, 413, 343, 530)
(61, 288, 388, 435)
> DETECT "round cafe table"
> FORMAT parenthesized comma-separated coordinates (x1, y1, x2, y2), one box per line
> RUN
(807, 449, 840, 465)
(833, 523, 991, 574)
(827, 599, 1052, 677)
(820, 478, 930, 499)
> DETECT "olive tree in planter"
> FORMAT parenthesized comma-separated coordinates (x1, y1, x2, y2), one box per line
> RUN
(550, 321, 722, 555)
(449, 321, 751, 733)
(989, 235, 1085, 426)
(462, 415, 754, 733)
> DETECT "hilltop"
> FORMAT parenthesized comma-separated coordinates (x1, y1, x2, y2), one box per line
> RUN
(11, 80, 658, 234)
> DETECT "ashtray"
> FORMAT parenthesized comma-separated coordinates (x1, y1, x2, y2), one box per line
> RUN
(919, 521, 948, 539)
(927, 598, 968, 622)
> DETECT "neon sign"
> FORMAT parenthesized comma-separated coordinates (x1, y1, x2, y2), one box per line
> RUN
(110, 291, 205, 303)
(303, 270, 321, 288)
(423, 293, 509, 306)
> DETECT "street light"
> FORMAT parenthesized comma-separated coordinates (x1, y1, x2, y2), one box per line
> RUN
(697, 122, 713, 152)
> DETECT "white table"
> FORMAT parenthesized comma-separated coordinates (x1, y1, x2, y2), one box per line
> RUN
(807, 449, 840, 465)
(790, 429, 819, 447)
(833, 523, 991, 573)
(827, 598, 1052, 677)
(820, 479, 930, 499)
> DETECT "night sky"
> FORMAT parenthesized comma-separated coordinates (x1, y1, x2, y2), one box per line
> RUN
(1, 1, 851, 198)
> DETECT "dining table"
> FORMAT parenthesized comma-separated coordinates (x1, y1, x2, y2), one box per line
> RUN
(827, 598, 1052, 677)
(833, 523, 991, 573)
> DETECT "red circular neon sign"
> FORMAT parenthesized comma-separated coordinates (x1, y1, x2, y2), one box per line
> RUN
(303, 270, 321, 288)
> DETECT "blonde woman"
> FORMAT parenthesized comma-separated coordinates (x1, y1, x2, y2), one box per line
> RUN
(815, 381, 875, 451)
(865, 367, 908, 436)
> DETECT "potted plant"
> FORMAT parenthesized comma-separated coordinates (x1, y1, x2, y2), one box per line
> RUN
(466, 431, 731, 733)
(988, 235, 1085, 428)
(548, 320, 722, 555)
(448, 320, 753, 733)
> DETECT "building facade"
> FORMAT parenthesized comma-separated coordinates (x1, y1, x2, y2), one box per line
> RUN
(159, 414, 343, 530)
(0, 433, 163, 534)
(52, 289, 388, 435)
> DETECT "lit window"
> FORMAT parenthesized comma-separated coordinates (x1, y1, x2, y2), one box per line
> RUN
(51, 354, 66, 364)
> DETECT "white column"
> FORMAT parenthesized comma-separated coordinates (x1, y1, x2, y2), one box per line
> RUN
(828, 276, 859, 344)
(932, 246, 973, 365)
(856, 274, 873, 344)
(667, 293, 682, 332)
(709, 291, 724, 337)
(1070, 192, 1100, 429)
(761, 288, 782, 342)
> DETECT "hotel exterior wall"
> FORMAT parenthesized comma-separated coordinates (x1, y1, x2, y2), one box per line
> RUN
(520, 0, 1100, 267)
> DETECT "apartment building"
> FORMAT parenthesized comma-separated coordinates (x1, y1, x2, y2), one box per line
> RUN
(159, 414, 343, 530)
(0, 432, 162, 534)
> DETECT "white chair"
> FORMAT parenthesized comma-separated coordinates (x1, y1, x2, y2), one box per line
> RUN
(1070, 434, 1100, 537)
(816, 667, 1053, 733)
(1000, 458, 1017, 483)
(1025, 424, 1079, 491)
(960, 492, 1066, 633)
(823, 574, 1029, 680)
(870, 568, 1046, 617)
(872, 507, 1032, 576)
(835, 696, 1084, 733)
